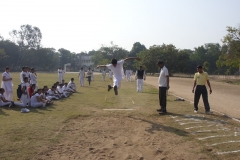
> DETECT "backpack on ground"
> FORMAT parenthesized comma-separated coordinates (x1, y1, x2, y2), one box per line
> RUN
(17, 84, 22, 99)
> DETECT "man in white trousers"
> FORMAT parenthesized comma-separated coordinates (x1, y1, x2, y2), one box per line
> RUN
(135, 66, 146, 92)
(1, 67, 13, 101)
(78, 67, 85, 86)
(97, 57, 140, 95)
(21, 77, 30, 107)
(102, 69, 106, 81)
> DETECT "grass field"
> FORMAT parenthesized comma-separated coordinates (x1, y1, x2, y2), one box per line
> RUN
(0, 72, 240, 159)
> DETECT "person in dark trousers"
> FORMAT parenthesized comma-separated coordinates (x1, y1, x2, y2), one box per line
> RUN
(135, 66, 146, 92)
(157, 61, 169, 114)
(192, 65, 212, 114)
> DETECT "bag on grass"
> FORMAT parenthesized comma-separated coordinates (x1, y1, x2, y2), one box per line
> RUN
(17, 84, 22, 99)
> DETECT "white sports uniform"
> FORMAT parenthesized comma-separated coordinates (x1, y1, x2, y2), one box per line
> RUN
(1, 71, 13, 101)
(30, 93, 46, 107)
(106, 60, 125, 89)
(79, 70, 85, 86)
(20, 82, 30, 107)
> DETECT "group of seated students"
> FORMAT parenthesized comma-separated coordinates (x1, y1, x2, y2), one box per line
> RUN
(0, 78, 77, 108)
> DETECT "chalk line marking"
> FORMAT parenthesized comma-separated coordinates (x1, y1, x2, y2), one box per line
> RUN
(105, 96, 107, 101)
(198, 135, 231, 140)
(129, 97, 135, 104)
(217, 150, 240, 155)
(179, 121, 202, 125)
(208, 140, 240, 146)
(103, 109, 136, 111)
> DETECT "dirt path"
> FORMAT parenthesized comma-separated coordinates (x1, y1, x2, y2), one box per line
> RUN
(145, 76, 240, 119)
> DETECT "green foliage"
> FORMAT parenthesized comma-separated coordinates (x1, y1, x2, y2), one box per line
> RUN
(216, 26, 240, 70)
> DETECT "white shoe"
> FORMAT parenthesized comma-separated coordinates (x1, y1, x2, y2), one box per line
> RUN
(194, 110, 198, 113)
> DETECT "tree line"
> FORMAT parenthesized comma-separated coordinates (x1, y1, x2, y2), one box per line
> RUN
(0, 24, 239, 74)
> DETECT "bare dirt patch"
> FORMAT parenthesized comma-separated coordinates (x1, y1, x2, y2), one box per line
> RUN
(37, 115, 208, 160)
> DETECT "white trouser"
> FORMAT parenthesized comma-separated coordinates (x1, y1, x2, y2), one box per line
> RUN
(80, 77, 84, 86)
(137, 79, 144, 92)
(14, 102, 25, 107)
(46, 96, 59, 100)
(20, 94, 30, 107)
(113, 77, 122, 89)
(130, 75, 132, 81)
(0, 101, 11, 106)
(91, 75, 94, 81)
(102, 75, 106, 81)
(31, 102, 46, 107)
(4, 91, 13, 101)
(58, 75, 63, 83)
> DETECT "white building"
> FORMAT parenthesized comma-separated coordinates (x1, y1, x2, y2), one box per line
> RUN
(77, 54, 94, 71)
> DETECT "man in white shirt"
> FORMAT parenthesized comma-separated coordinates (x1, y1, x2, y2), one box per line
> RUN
(97, 57, 140, 95)
(109, 70, 113, 79)
(20, 66, 26, 83)
(78, 67, 85, 86)
(21, 77, 30, 107)
(58, 67, 64, 83)
(30, 68, 38, 91)
(1, 67, 13, 101)
(157, 61, 170, 114)
(102, 69, 106, 81)
(68, 78, 76, 92)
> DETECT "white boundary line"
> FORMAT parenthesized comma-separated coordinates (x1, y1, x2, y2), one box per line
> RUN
(129, 97, 135, 104)
(217, 150, 240, 155)
(169, 92, 240, 123)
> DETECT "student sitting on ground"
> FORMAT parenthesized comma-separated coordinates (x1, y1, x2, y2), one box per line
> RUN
(62, 83, 74, 95)
(47, 86, 60, 100)
(40, 88, 53, 105)
(0, 88, 26, 107)
(30, 89, 46, 108)
(57, 84, 68, 98)
(67, 78, 77, 92)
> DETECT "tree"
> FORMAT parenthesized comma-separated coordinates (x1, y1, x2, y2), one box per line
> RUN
(0, 49, 8, 60)
(216, 26, 240, 70)
(9, 24, 42, 66)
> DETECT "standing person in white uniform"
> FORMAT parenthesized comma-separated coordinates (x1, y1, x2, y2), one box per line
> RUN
(86, 68, 92, 86)
(29, 68, 38, 91)
(125, 69, 129, 82)
(97, 57, 140, 95)
(20, 66, 26, 83)
(102, 69, 106, 81)
(135, 66, 146, 92)
(78, 67, 85, 86)
(1, 67, 13, 101)
(58, 67, 64, 83)
(91, 69, 94, 81)
(21, 77, 30, 107)
(25, 66, 30, 83)
(129, 70, 133, 81)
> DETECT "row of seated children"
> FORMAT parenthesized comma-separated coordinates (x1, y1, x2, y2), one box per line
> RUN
(0, 77, 77, 108)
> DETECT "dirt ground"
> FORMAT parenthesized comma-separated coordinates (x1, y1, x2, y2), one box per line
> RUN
(145, 76, 240, 120)
(35, 76, 240, 160)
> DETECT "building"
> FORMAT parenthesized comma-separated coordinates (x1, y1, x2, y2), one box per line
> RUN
(77, 54, 94, 71)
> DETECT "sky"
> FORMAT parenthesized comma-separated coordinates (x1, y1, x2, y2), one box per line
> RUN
(1, 0, 240, 53)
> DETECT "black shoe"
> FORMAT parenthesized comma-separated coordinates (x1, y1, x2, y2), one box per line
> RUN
(114, 86, 118, 95)
(108, 85, 112, 91)
(159, 111, 167, 115)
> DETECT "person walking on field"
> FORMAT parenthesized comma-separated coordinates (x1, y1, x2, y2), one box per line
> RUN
(1, 67, 13, 101)
(192, 65, 212, 114)
(97, 57, 140, 95)
(135, 66, 146, 92)
(78, 67, 85, 86)
(157, 61, 169, 114)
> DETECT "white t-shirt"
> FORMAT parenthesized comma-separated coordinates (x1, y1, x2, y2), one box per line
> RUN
(47, 89, 54, 96)
(106, 60, 125, 80)
(21, 82, 28, 94)
(57, 86, 63, 93)
(31, 93, 39, 104)
(158, 66, 169, 87)
(20, 71, 25, 83)
(79, 70, 85, 78)
(30, 73, 37, 84)
(2, 71, 13, 92)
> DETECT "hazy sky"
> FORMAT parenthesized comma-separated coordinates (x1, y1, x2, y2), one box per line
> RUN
(1, 0, 240, 53)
